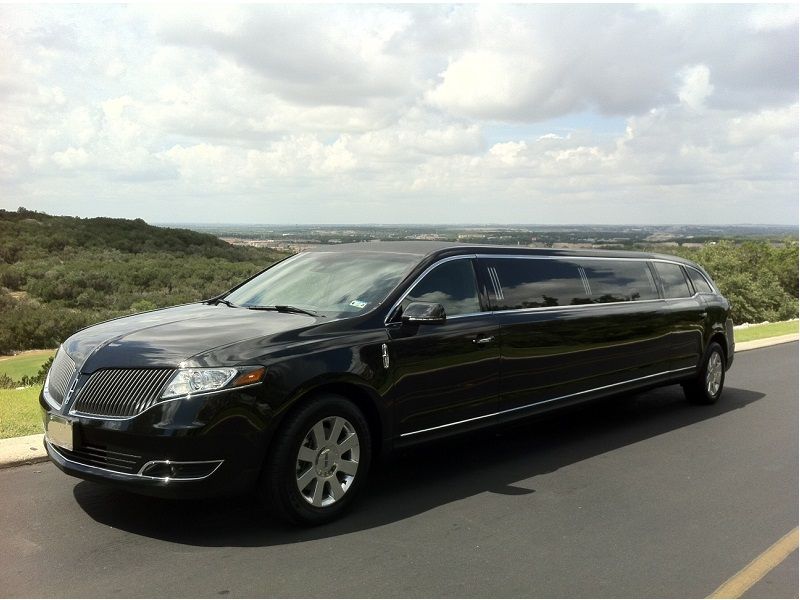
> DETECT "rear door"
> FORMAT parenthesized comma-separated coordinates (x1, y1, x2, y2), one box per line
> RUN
(651, 261, 706, 372)
(576, 257, 671, 378)
(481, 256, 670, 418)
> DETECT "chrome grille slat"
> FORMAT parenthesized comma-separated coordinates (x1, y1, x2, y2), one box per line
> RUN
(120, 369, 153, 417)
(132, 370, 159, 415)
(47, 349, 77, 406)
(102, 371, 126, 417)
(109, 370, 137, 417)
(137, 369, 165, 414)
(89, 371, 116, 415)
(72, 368, 175, 418)
(92, 371, 114, 409)
(139, 370, 169, 413)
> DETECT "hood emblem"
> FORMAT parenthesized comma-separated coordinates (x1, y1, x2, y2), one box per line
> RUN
(63, 373, 79, 407)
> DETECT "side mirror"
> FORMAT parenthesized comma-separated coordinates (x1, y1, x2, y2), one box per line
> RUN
(401, 301, 446, 325)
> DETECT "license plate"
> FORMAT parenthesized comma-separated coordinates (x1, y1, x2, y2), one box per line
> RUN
(45, 414, 74, 451)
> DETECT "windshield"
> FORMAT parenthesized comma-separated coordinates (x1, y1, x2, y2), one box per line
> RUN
(224, 251, 420, 317)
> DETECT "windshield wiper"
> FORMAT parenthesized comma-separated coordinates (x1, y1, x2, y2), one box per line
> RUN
(205, 298, 238, 308)
(246, 305, 322, 317)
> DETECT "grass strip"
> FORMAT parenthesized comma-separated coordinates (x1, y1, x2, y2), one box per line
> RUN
(0, 350, 55, 381)
(0, 387, 42, 439)
(734, 320, 798, 343)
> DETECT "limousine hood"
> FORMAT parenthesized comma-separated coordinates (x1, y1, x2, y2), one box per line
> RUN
(62, 303, 320, 373)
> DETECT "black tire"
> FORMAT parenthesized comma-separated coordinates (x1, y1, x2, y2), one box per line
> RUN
(258, 394, 372, 526)
(682, 342, 726, 405)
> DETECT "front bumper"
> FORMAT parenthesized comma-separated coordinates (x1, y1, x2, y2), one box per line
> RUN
(40, 385, 273, 499)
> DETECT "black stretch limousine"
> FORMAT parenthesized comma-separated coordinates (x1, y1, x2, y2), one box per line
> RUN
(42, 242, 734, 524)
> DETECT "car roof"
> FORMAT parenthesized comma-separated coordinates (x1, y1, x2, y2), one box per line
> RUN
(306, 241, 702, 268)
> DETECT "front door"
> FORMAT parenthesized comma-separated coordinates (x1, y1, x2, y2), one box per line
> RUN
(385, 257, 500, 439)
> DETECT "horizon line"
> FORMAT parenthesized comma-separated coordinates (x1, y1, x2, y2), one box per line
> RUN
(153, 222, 799, 228)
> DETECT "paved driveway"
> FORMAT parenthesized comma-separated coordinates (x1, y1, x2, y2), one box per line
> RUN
(1, 343, 797, 597)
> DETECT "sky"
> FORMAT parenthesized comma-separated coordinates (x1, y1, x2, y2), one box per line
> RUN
(0, 3, 798, 225)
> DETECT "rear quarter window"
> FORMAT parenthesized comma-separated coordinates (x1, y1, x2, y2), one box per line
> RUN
(687, 267, 714, 294)
(653, 262, 692, 299)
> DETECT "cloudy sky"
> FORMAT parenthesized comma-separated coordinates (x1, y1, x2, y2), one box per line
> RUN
(1, 3, 797, 225)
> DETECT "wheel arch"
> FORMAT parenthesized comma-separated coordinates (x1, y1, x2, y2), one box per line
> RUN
(709, 331, 729, 365)
(267, 376, 390, 462)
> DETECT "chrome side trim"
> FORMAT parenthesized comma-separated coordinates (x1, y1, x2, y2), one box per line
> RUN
(578, 266, 591, 295)
(476, 254, 700, 267)
(488, 266, 504, 300)
(440, 311, 490, 321)
(399, 366, 697, 438)
(490, 297, 667, 316)
(46, 440, 224, 482)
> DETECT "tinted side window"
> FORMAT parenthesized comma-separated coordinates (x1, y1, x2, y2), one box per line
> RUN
(402, 259, 480, 317)
(579, 259, 659, 303)
(654, 262, 692, 299)
(486, 258, 589, 309)
(687, 268, 713, 294)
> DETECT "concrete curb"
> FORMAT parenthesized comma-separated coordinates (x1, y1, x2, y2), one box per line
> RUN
(1, 334, 797, 470)
(0, 433, 47, 469)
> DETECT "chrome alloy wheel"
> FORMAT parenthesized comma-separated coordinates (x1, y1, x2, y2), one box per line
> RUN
(295, 416, 360, 507)
(705, 350, 723, 397)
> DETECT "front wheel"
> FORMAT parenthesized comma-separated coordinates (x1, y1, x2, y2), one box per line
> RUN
(258, 394, 372, 525)
(683, 342, 726, 405)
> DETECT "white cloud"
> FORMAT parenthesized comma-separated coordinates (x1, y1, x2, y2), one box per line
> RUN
(727, 104, 798, 146)
(52, 147, 89, 169)
(749, 4, 799, 32)
(154, 5, 416, 107)
(426, 51, 551, 120)
(678, 65, 714, 111)
(0, 4, 796, 224)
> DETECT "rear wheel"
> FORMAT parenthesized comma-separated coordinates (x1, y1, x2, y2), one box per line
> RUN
(683, 342, 725, 405)
(259, 394, 371, 525)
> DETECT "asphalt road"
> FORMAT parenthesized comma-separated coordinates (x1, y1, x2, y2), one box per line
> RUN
(1, 343, 797, 598)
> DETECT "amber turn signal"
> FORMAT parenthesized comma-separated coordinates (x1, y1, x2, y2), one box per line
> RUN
(232, 366, 266, 387)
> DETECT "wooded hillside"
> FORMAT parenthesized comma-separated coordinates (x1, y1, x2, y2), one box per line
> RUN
(0, 208, 796, 353)
(0, 208, 288, 353)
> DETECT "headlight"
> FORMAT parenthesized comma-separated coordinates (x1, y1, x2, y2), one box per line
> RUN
(160, 366, 265, 399)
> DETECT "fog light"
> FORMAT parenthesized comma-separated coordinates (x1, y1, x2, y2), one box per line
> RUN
(139, 460, 223, 480)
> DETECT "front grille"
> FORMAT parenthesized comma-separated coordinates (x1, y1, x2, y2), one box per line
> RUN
(47, 349, 76, 406)
(72, 368, 175, 418)
(56, 444, 142, 474)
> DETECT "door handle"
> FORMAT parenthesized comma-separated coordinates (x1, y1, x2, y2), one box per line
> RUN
(473, 336, 495, 345)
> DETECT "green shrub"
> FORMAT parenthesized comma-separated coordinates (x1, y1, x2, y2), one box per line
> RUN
(0, 209, 287, 352)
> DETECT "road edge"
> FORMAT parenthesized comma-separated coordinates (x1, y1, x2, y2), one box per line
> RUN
(1, 333, 797, 470)
(734, 333, 799, 352)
